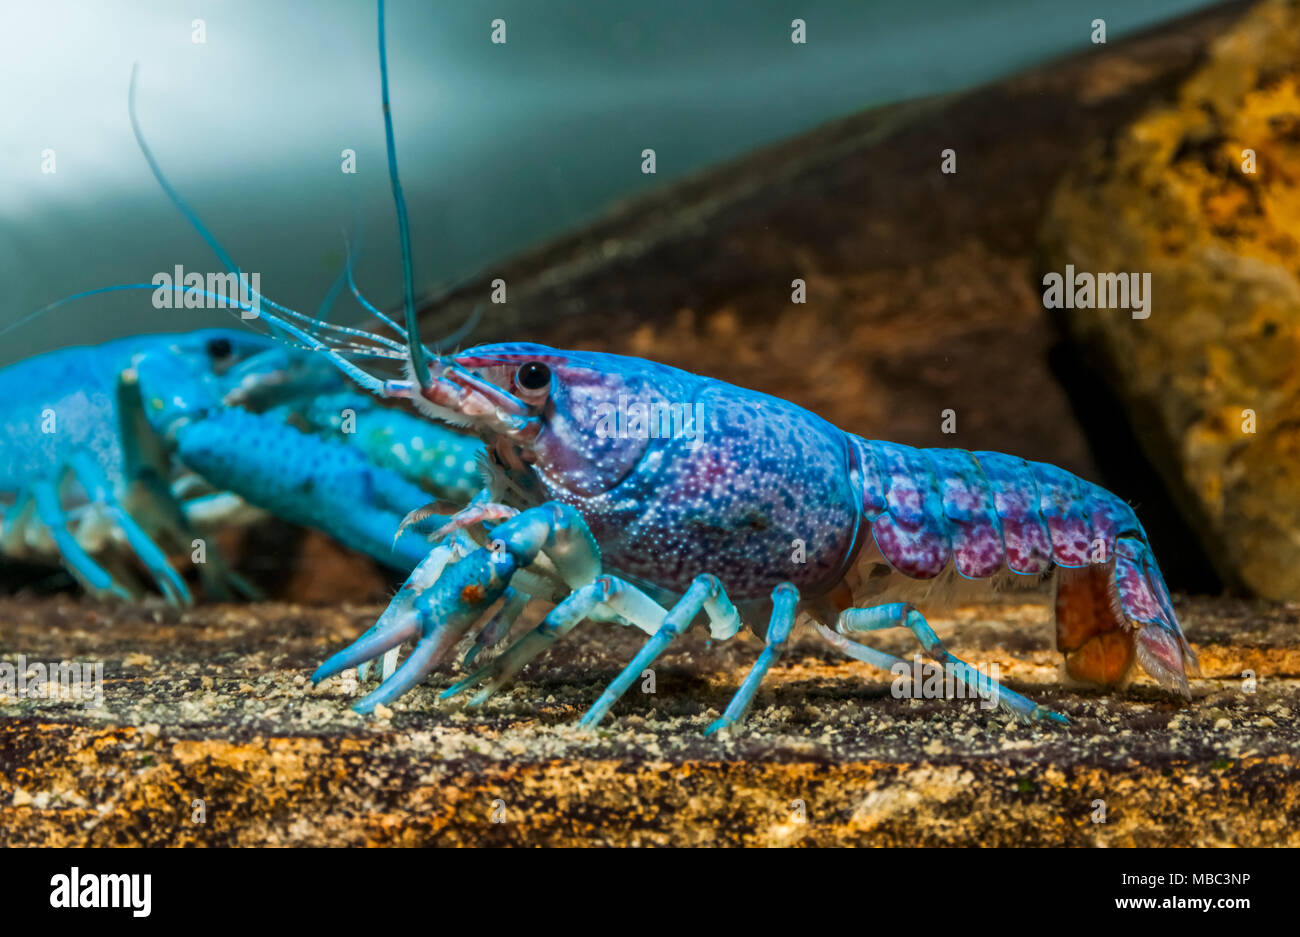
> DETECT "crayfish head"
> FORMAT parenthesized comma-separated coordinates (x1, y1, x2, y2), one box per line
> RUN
(146, 328, 277, 379)
(418, 342, 698, 499)
(129, 328, 335, 414)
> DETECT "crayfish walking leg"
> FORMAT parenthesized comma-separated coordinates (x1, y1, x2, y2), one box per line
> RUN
(817, 603, 1070, 724)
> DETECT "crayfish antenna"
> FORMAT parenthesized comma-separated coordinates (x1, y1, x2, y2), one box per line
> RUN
(376, 0, 431, 392)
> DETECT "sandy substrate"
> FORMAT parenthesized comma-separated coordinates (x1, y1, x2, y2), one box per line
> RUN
(1, 594, 1296, 846)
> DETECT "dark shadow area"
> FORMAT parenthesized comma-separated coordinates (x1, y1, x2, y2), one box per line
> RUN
(1047, 339, 1224, 594)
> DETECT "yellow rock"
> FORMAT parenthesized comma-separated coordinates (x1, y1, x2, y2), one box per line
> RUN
(1043, 0, 1300, 599)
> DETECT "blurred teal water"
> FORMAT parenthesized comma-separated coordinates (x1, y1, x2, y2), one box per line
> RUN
(0, 0, 1221, 365)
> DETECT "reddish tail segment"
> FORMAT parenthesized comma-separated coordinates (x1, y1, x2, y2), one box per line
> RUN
(849, 438, 1198, 695)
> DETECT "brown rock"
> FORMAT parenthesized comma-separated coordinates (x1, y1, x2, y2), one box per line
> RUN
(1042, 0, 1300, 599)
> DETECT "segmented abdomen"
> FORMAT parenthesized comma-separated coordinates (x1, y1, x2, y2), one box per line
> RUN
(848, 437, 1141, 580)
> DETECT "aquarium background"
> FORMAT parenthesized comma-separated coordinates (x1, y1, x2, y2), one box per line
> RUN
(1, 0, 1218, 365)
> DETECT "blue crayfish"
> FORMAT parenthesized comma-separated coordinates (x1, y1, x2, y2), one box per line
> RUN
(304, 340, 1200, 731)
(304, 4, 1198, 730)
(0, 329, 482, 604)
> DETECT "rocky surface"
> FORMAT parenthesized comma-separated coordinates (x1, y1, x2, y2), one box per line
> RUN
(1042, 0, 1300, 600)
(1, 594, 1296, 846)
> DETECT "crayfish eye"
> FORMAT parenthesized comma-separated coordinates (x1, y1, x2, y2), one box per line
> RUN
(515, 361, 551, 394)
(206, 337, 233, 360)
